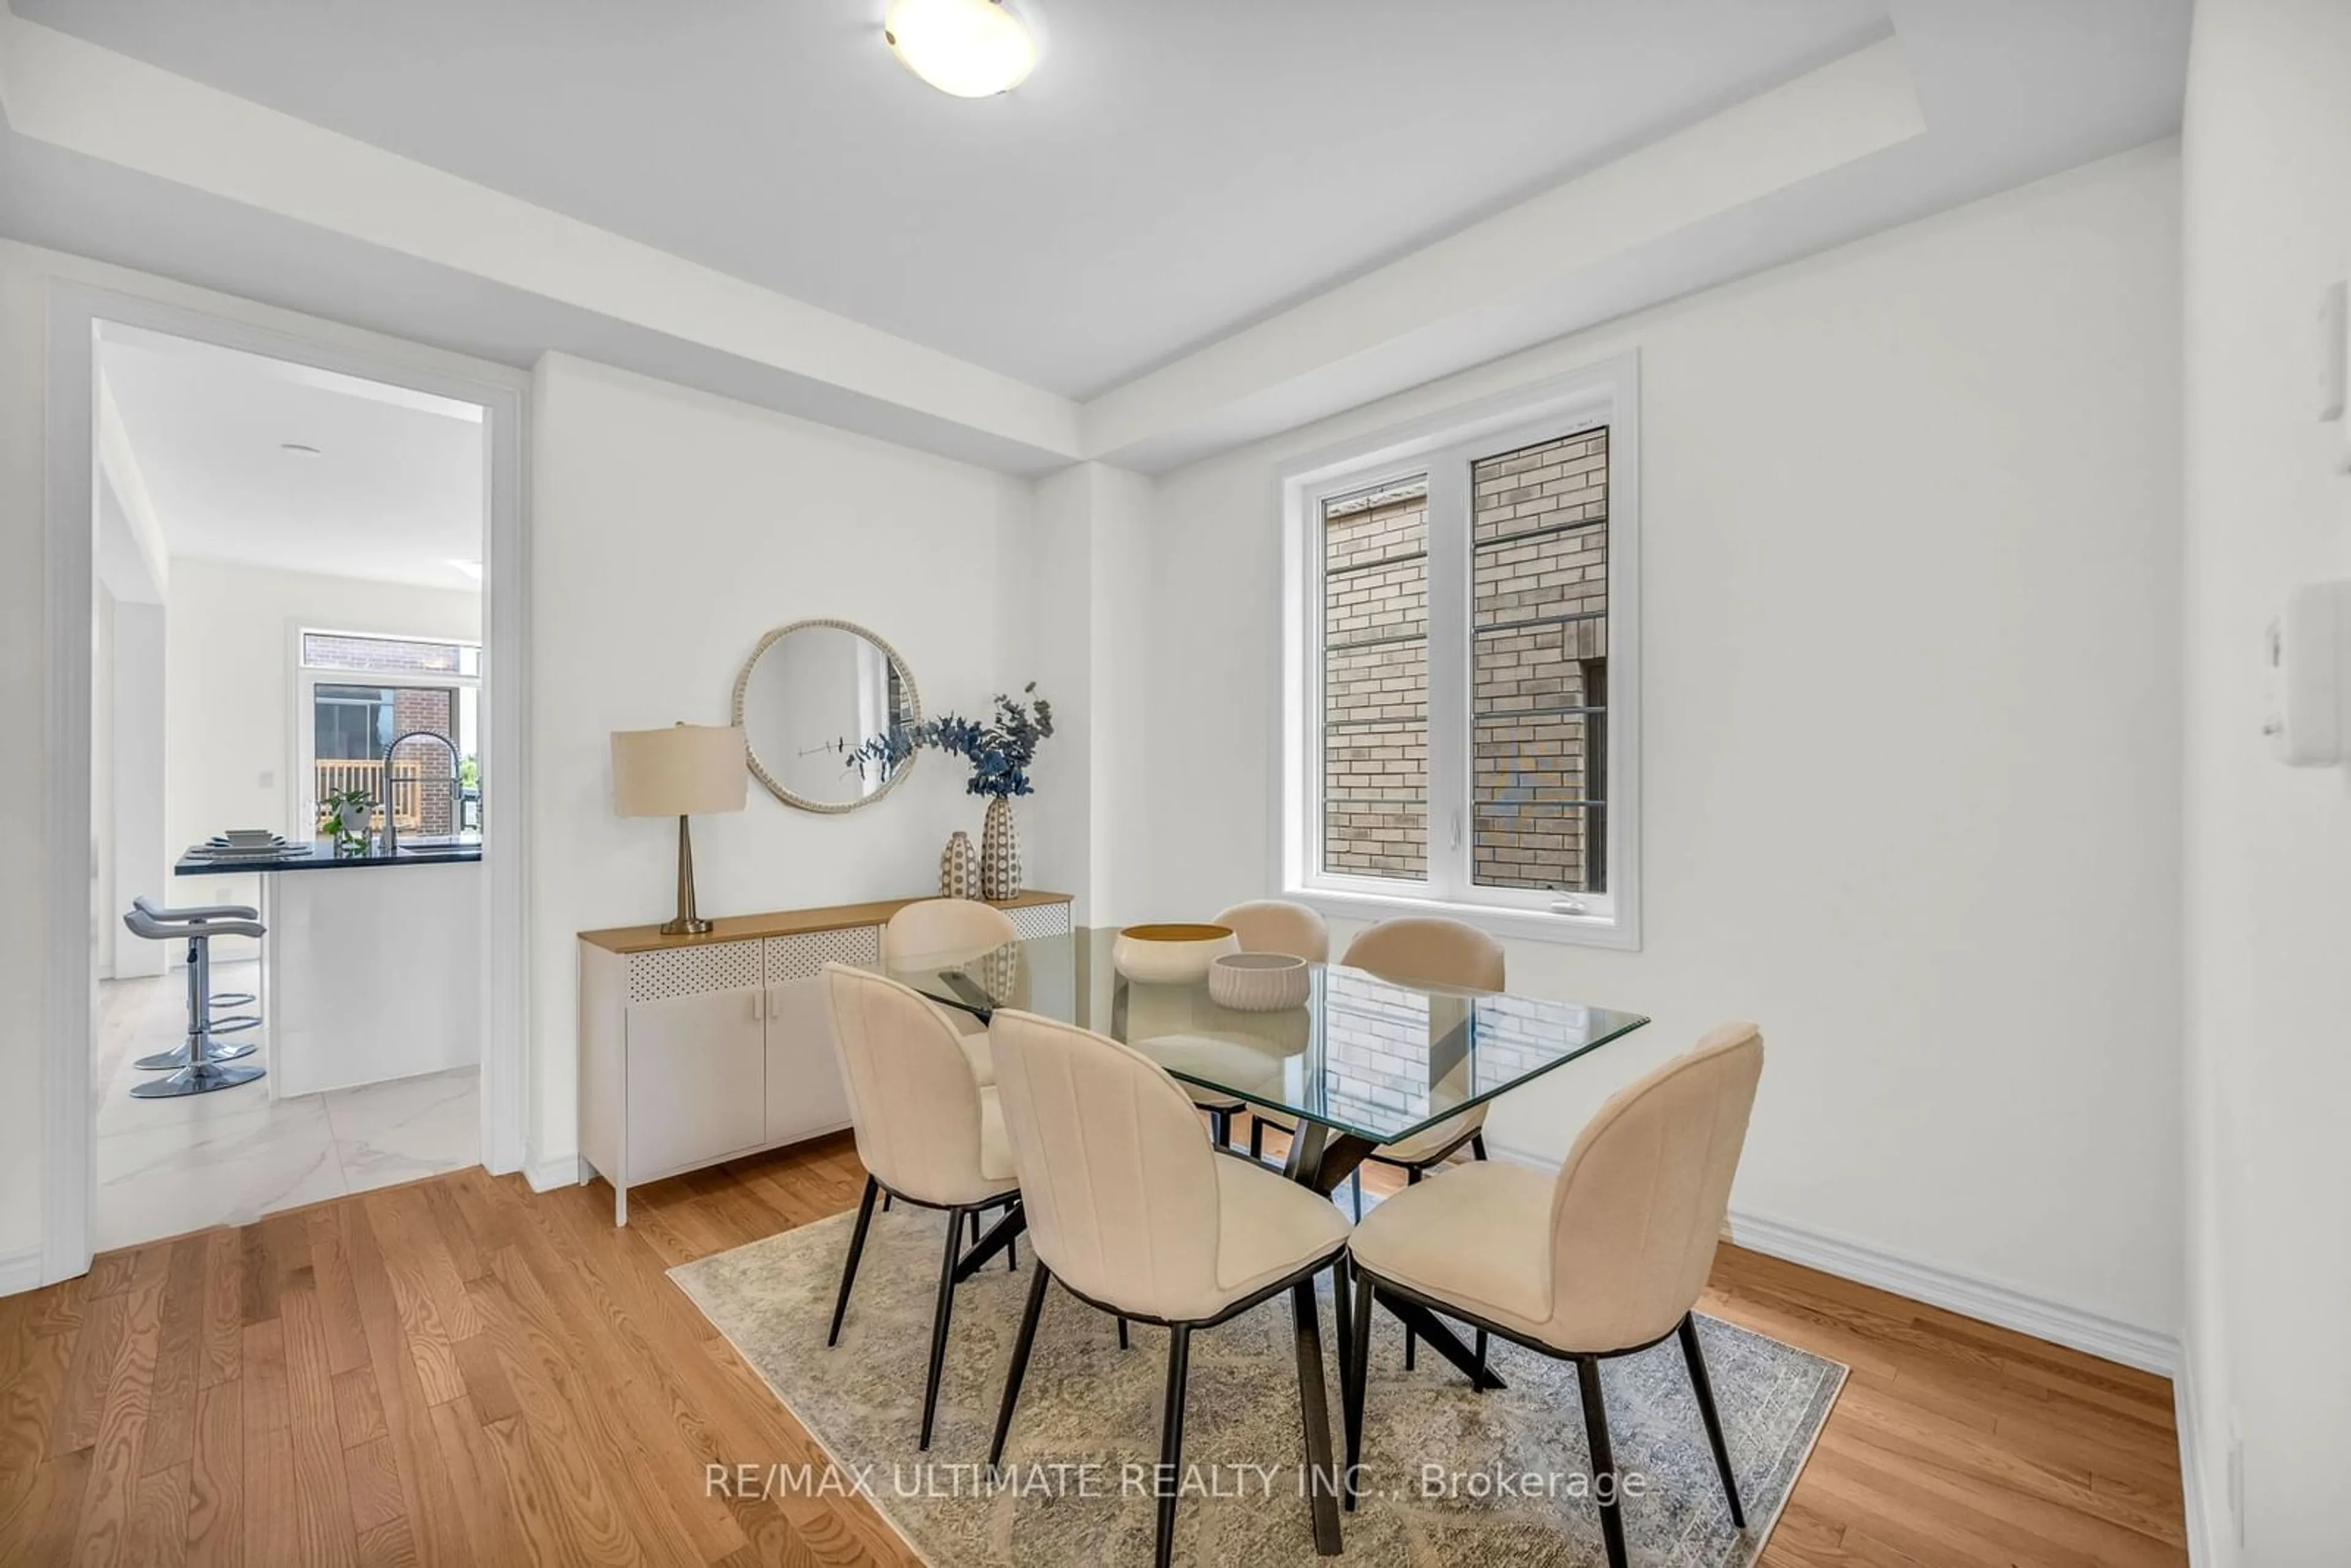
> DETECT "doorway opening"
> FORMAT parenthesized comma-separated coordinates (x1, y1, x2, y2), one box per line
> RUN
(47, 290, 528, 1279)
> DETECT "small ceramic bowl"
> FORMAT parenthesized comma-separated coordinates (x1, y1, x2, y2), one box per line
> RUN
(1207, 951, 1311, 1013)
(1112, 923, 1239, 984)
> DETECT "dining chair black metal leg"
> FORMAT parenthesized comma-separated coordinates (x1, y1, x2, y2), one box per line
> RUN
(828, 1177, 879, 1348)
(1471, 1131, 1488, 1161)
(1343, 1269, 1373, 1511)
(1576, 1356, 1629, 1568)
(1118, 1316, 1130, 1350)
(1289, 1270, 1343, 1554)
(1349, 1170, 1363, 1223)
(1208, 1107, 1232, 1148)
(882, 1191, 893, 1213)
(1249, 1117, 1267, 1163)
(969, 1210, 981, 1248)
(920, 1210, 964, 1450)
(1678, 1313, 1746, 1527)
(989, 1262, 1053, 1471)
(1332, 1254, 1354, 1409)
(1153, 1322, 1194, 1568)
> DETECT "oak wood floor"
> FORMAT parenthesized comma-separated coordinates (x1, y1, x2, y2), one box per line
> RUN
(0, 1128, 2189, 1567)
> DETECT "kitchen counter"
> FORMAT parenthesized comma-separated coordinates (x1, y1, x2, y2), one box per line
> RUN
(174, 837, 484, 875)
(174, 836, 483, 1099)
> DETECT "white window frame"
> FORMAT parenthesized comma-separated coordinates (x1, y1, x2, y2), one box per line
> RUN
(1276, 353, 1641, 950)
(289, 623, 483, 841)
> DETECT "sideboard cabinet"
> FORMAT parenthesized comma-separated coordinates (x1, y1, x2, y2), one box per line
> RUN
(577, 893, 1072, 1223)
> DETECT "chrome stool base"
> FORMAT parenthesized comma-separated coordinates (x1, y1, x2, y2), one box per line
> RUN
(211, 991, 257, 1008)
(131, 1060, 266, 1098)
(135, 1037, 258, 1071)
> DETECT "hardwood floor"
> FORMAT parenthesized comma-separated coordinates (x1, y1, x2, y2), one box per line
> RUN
(0, 1129, 2189, 1567)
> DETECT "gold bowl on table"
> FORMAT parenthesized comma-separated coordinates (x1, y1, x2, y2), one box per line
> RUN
(1111, 923, 1238, 984)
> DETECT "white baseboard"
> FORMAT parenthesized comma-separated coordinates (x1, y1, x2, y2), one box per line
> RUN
(2174, 1355, 2218, 1566)
(525, 1152, 589, 1193)
(1723, 1207, 2179, 1376)
(0, 1246, 46, 1299)
(1485, 1135, 2177, 1376)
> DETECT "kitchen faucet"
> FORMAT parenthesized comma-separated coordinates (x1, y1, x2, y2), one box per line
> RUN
(378, 730, 463, 855)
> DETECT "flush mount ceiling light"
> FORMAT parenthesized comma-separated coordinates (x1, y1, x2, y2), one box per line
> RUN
(279, 441, 321, 456)
(885, 0, 1037, 98)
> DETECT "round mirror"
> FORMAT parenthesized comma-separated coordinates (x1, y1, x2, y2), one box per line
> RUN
(732, 620, 922, 812)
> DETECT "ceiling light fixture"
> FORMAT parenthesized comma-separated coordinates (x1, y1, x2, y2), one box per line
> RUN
(280, 441, 321, 456)
(885, 0, 1037, 99)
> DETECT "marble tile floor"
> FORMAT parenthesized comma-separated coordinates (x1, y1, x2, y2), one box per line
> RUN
(93, 961, 480, 1252)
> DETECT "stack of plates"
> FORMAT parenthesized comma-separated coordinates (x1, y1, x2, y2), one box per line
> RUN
(190, 830, 305, 863)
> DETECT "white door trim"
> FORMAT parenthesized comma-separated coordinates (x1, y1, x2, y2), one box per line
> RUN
(42, 283, 533, 1286)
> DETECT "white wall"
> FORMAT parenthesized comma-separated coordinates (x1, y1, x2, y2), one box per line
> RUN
(93, 587, 114, 978)
(1019, 462, 1155, 924)
(527, 354, 1035, 1172)
(1, 246, 63, 1270)
(160, 559, 480, 959)
(108, 601, 168, 980)
(2179, 1, 2351, 1559)
(1134, 143, 2186, 1343)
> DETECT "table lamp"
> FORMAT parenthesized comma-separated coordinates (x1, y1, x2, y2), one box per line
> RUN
(611, 722, 747, 936)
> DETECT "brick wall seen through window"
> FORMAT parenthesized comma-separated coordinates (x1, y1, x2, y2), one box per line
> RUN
(1471, 428, 1608, 893)
(1320, 481, 1430, 879)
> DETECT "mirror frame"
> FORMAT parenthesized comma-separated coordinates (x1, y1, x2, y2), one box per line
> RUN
(731, 617, 924, 814)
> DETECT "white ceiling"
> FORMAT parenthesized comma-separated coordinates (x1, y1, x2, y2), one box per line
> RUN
(97, 323, 487, 590)
(18, 0, 1893, 397)
(0, 1, 2190, 475)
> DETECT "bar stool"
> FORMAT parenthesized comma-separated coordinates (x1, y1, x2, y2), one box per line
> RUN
(121, 907, 268, 1098)
(130, 895, 261, 1066)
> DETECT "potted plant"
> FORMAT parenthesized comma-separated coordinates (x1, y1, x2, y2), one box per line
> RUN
(851, 684, 1053, 898)
(318, 787, 376, 856)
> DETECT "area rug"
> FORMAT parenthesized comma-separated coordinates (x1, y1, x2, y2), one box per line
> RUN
(670, 1206, 1844, 1567)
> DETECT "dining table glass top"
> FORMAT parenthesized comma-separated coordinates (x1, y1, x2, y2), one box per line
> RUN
(885, 926, 1651, 1149)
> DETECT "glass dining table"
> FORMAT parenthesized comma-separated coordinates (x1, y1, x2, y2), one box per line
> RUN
(892, 923, 1650, 1177)
(890, 926, 1649, 1388)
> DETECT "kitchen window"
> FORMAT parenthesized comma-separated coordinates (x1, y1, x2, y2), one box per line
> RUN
(1278, 356, 1640, 948)
(294, 629, 483, 841)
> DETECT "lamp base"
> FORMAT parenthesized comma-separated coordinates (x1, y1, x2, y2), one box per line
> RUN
(661, 814, 713, 937)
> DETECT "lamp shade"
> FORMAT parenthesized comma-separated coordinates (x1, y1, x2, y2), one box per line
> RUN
(610, 724, 748, 818)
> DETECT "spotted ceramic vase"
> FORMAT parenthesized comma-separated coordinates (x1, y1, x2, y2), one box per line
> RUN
(980, 797, 1021, 901)
(939, 830, 981, 900)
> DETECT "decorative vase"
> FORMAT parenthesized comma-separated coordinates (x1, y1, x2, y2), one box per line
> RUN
(981, 796, 1022, 900)
(939, 830, 981, 900)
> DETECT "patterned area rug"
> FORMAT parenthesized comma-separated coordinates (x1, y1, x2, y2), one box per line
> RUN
(672, 1206, 1844, 1567)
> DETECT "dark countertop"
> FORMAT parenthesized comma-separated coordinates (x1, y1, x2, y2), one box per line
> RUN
(174, 838, 485, 876)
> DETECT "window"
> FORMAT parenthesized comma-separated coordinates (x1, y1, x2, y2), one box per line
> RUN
(295, 630, 483, 840)
(1280, 357, 1640, 947)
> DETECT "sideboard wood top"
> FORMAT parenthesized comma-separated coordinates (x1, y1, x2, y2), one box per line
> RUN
(577, 890, 1074, 956)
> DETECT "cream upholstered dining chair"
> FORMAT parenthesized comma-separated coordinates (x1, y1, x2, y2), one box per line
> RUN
(1183, 899, 1332, 1149)
(1342, 916, 1505, 1173)
(1342, 1024, 1765, 1568)
(1213, 898, 1332, 964)
(880, 898, 1024, 1226)
(985, 1008, 1351, 1568)
(819, 965, 1023, 1450)
(882, 898, 1019, 1081)
(1247, 914, 1504, 1215)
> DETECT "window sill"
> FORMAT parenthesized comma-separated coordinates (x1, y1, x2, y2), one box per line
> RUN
(1286, 886, 1642, 952)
